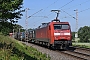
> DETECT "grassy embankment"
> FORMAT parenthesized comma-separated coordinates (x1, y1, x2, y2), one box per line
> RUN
(0, 34, 50, 60)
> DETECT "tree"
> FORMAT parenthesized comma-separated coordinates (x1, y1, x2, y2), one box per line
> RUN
(0, 0, 24, 22)
(0, 22, 13, 35)
(78, 26, 90, 42)
(0, 0, 24, 35)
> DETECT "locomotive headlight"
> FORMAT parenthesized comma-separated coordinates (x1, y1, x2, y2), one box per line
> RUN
(54, 33, 70, 35)
(54, 33, 60, 35)
(64, 33, 70, 35)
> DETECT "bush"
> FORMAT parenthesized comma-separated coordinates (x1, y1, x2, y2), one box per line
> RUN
(0, 35, 51, 60)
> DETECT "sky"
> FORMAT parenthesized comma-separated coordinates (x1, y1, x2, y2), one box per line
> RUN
(18, 0, 90, 31)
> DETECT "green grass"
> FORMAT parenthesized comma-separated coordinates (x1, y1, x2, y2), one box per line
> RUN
(72, 43, 90, 48)
(0, 34, 51, 60)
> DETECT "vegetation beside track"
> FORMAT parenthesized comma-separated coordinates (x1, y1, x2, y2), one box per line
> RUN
(0, 34, 50, 60)
(72, 43, 90, 48)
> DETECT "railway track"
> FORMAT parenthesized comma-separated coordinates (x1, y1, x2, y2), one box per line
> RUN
(59, 46, 90, 60)
(60, 50, 90, 60)
(72, 46, 90, 56)
(74, 46, 90, 51)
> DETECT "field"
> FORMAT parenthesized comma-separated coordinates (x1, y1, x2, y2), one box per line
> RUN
(0, 34, 50, 60)
(72, 43, 90, 48)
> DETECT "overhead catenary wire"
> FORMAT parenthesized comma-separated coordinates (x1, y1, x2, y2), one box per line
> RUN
(29, 0, 90, 29)
(30, 0, 59, 18)
(61, 9, 76, 19)
(61, 0, 90, 19)
(57, 0, 76, 19)
(28, 9, 43, 18)
(63, 0, 90, 10)
(63, 0, 90, 16)
(59, 0, 74, 9)
(61, 7, 90, 19)
(58, 0, 88, 19)
(33, 0, 75, 25)
(79, 8, 90, 13)
(43, 0, 59, 10)
(71, 7, 90, 16)
(31, 0, 59, 18)
(29, 0, 59, 26)
(36, 0, 89, 22)
(59, 0, 90, 19)
(32, 13, 52, 25)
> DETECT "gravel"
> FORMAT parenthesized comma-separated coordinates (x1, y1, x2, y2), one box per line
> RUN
(22, 42, 81, 60)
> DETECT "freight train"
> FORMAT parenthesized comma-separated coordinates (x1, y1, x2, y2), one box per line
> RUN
(14, 10, 72, 49)
(14, 19, 72, 49)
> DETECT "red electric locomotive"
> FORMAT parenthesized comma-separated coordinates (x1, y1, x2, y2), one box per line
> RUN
(34, 19, 72, 49)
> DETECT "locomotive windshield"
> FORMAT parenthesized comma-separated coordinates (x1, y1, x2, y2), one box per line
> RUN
(54, 24, 69, 30)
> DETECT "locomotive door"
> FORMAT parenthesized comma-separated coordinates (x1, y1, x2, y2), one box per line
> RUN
(48, 26, 51, 43)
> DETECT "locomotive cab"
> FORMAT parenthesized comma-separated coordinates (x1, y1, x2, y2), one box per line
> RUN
(49, 19, 72, 49)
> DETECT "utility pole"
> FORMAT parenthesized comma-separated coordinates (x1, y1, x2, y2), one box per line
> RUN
(25, 8, 30, 30)
(74, 9, 78, 42)
(25, 8, 30, 42)
(74, 9, 78, 32)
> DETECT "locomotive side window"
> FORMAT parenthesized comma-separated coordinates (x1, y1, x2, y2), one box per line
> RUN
(54, 24, 69, 30)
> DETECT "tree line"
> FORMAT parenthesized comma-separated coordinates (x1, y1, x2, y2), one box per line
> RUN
(72, 26, 90, 42)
